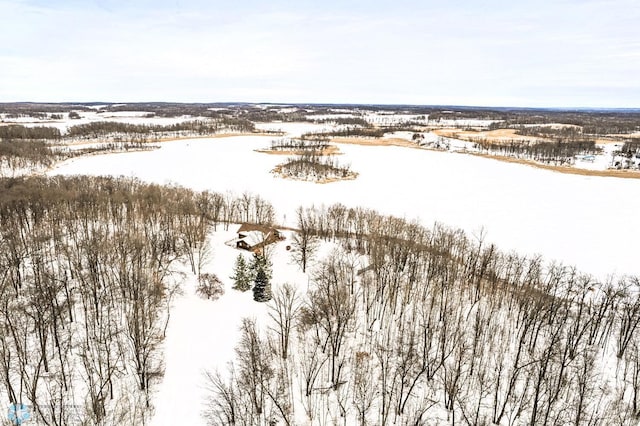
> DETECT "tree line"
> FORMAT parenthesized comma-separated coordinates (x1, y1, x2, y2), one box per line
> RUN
(303, 128, 389, 139)
(619, 140, 640, 157)
(513, 125, 584, 139)
(312, 117, 371, 127)
(267, 138, 330, 152)
(66, 119, 254, 140)
(0, 125, 62, 140)
(474, 139, 600, 165)
(490, 113, 640, 136)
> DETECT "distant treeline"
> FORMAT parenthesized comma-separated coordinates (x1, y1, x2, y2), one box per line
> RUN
(67, 119, 254, 139)
(313, 117, 371, 127)
(240, 109, 310, 123)
(0, 124, 62, 140)
(303, 127, 389, 139)
(0, 119, 256, 175)
(0, 139, 159, 176)
(488, 113, 640, 135)
(4, 103, 640, 136)
(268, 138, 330, 152)
(474, 140, 600, 164)
(0, 103, 91, 116)
(513, 125, 584, 139)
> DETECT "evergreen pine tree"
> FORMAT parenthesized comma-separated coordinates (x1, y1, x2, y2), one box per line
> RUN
(249, 253, 272, 280)
(230, 254, 251, 291)
(252, 266, 272, 302)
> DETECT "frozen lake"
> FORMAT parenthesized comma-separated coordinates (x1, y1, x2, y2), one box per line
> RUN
(51, 135, 640, 279)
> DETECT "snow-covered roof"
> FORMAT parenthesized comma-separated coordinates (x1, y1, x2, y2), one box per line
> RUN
(238, 230, 269, 248)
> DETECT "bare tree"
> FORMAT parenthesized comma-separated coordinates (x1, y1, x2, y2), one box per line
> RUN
(291, 207, 320, 273)
(268, 283, 301, 360)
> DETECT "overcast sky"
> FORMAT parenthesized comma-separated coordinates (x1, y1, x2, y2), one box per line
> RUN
(1, 0, 639, 107)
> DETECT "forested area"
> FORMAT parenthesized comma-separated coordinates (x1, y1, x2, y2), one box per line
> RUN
(489, 113, 640, 135)
(513, 125, 584, 139)
(267, 138, 330, 153)
(303, 128, 392, 139)
(620, 140, 640, 156)
(0, 117, 257, 176)
(0, 176, 275, 424)
(0, 104, 91, 118)
(474, 140, 601, 165)
(208, 204, 640, 425)
(0, 129, 152, 177)
(0, 125, 62, 141)
(0, 125, 71, 176)
(312, 117, 371, 127)
(0, 140, 61, 174)
(65, 119, 255, 140)
(0, 125, 62, 176)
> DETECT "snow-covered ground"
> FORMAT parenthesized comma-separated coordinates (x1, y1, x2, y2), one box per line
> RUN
(152, 229, 310, 426)
(47, 127, 640, 424)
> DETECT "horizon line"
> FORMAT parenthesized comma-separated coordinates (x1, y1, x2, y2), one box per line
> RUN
(2, 100, 640, 112)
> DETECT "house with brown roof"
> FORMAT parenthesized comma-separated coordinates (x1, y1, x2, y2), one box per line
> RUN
(236, 223, 285, 252)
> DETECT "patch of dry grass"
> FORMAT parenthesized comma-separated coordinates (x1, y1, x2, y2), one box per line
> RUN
(330, 136, 421, 149)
